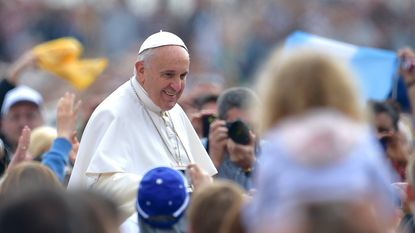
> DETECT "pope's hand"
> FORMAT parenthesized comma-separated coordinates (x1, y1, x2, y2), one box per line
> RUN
(186, 163, 212, 191)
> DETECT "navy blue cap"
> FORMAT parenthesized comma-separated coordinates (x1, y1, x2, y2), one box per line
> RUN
(136, 167, 189, 229)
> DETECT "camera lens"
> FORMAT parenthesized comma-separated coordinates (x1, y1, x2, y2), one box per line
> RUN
(226, 120, 250, 145)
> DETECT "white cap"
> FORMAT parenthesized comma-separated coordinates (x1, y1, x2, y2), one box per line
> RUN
(138, 31, 187, 54)
(2, 86, 43, 115)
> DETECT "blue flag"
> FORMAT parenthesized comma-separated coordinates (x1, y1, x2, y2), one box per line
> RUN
(285, 31, 399, 101)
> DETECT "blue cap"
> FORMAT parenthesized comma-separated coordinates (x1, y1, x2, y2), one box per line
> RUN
(136, 167, 189, 229)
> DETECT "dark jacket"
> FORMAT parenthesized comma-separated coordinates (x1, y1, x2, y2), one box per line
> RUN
(0, 78, 16, 176)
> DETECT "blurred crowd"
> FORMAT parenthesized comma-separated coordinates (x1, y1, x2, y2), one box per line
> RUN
(1, 0, 415, 91)
(1, 0, 415, 233)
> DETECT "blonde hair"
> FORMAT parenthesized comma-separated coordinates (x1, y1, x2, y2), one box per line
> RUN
(187, 180, 244, 233)
(256, 48, 366, 134)
(0, 161, 62, 197)
(28, 126, 57, 159)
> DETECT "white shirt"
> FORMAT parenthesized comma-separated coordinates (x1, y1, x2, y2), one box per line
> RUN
(68, 77, 217, 189)
(120, 213, 139, 233)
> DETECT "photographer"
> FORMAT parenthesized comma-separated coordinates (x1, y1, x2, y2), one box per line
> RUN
(371, 101, 409, 180)
(205, 87, 259, 191)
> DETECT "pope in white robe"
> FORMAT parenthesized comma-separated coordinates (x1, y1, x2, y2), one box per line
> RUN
(68, 31, 217, 219)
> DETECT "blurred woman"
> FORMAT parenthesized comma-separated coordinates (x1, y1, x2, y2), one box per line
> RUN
(256, 48, 365, 134)
(245, 49, 398, 233)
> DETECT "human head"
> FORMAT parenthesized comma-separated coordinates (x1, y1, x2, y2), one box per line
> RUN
(217, 87, 259, 124)
(179, 73, 225, 116)
(28, 126, 57, 160)
(0, 189, 75, 233)
(66, 190, 121, 233)
(265, 201, 385, 233)
(1, 86, 44, 149)
(187, 180, 245, 233)
(193, 94, 219, 112)
(370, 101, 399, 135)
(135, 31, 189, 111)
(256, 49, 365, 134)
(370, 101, 408, 179)
(0, 189, 121, 233)
(0, 161, 62, 198)
(136, 166, 190, 229)
(302, 201, 385, 233)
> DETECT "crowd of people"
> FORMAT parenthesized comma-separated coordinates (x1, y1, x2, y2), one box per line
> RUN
(1, 1, 415, 233)
(1, 0, 414, 93)
(0, 29, 415, 233)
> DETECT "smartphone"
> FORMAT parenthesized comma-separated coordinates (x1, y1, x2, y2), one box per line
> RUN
(202, 114, 216, 138)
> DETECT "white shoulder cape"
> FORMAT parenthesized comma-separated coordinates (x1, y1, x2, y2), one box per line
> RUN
(68, 79, 216, 188)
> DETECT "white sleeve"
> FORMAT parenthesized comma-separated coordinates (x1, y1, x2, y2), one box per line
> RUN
(120, 213, 140, 233)
(92, 172, 141, 222)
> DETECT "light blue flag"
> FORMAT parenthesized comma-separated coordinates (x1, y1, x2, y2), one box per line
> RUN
(285, 31, 399, 100)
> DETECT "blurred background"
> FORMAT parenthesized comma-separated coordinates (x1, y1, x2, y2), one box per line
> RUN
(1, 0, 415, 110)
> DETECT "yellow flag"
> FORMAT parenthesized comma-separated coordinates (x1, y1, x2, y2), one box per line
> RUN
(32, 37, 107, 90)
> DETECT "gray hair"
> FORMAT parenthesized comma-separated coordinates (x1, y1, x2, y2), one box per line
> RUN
(137, 49, 155, 65)
(217, 87, 259, 120)
(134, 49, 155, 76)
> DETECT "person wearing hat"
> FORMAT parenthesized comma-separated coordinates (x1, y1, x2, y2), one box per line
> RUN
(120, 166, 190, 233)
(0, 86, 44, 176)
(68, 31, 217, 220)
(0, 50, 41, 176)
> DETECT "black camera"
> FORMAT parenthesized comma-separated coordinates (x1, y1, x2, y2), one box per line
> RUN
(202, 114, 217, 138)
(226, 120, 251, 145)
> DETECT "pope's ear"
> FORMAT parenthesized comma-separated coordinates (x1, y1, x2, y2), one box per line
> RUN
(135, 61, 145, 82)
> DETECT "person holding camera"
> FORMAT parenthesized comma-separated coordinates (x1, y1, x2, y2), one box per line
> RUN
(370, 101, 410, 180)
(206, 87, 259, 191)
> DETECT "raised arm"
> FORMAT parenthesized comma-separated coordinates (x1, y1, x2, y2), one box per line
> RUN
(42, 92, 80, 182)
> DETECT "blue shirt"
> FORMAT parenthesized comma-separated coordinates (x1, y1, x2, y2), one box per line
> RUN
(42, 137, 72, 182)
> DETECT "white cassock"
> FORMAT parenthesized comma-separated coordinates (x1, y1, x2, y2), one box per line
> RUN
(68, 76, 217, 218)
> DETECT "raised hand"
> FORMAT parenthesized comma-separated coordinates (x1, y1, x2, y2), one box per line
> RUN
(7, 126, 32, 171)
(398, 48, 415, 87)
(56, 92, 81, 140)
(189, 110, 216, 138)
(6, 51, 37, 84)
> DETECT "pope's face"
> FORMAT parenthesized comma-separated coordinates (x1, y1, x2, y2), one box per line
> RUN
(136, 46, 189, 111)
